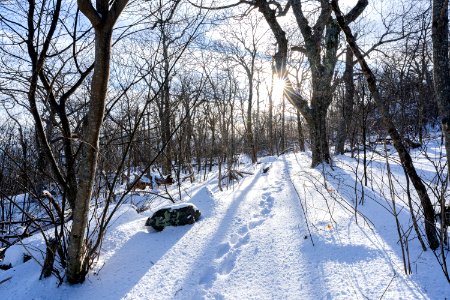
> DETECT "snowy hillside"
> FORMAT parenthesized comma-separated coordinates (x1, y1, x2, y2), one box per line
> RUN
(0, 147, 449, 299)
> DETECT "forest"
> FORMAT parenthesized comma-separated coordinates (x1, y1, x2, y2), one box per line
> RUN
(0, 0, 449, 298)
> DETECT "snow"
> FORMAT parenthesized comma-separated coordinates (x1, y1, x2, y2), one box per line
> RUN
(2, 245, 25, 268)
(0, 149, 449, 299)
(156, 202, 199, 212)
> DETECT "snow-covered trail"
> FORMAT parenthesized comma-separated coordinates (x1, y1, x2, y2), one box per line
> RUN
(192, 157, 313, 300)
(1, 153, 445, 299)
(120, 155, 314, 299)
(114, 154, 432, 299)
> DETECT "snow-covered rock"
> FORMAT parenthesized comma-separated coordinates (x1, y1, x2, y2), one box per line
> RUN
(145, 203, 201, 231)
(1, 245, 26, 269)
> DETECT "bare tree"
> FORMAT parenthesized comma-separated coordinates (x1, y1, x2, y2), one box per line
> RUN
(218, 13, 266, 163)
(64, 0, 130, 284)
(191, 0, 367, 165)
(251, 0, 367, 166)
(332, 0, 440, 250)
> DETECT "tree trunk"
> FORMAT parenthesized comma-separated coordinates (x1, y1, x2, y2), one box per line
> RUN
(332, 0, 440, 250)
(40, 238, 58, 279)
(269, 67, 275, 156)
(309, 106, 331, 166)
(297, 111, 305, 152)
(432, 0, 450, 177)
(255, 77, 261, 158)
(247, 76, 257, 163)
(161, 29, 172, 175)
(209, 119, 215, 172)
(66, 28, 113, 284)
(336, 46, 354, 155)
(218, 155, 223, 191)
(281, 95, 286, 152)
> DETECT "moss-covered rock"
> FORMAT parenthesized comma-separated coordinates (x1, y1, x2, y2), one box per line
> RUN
(145, 204, 201, 231)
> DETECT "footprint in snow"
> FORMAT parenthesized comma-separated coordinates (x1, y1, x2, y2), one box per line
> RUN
(199, 266, 217, 288)
(218, 248, 240, 275)
(238, 224, 249, 235)
(259, 193, 274, 216)
(230, 233, 240, 245)
(235, 232, 250, 247)
(214, 293, 225, 300)
(203, 191, 276, 287)
(248, 219, 264, 229)
(228, 231, 251, 247)
(216, 242, 231, 259)
(212, 233, 250, 279)
(200, 235, 250, 291)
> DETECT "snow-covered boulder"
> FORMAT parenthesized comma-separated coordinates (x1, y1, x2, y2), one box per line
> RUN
(145, 203, 201, 231)
(0, 245, 28, 270)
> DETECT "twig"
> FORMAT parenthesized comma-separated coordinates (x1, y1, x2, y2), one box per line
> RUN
(0, 276, 12, 285)
(286, 158, 315, 246)
(379, 272, 396, 299)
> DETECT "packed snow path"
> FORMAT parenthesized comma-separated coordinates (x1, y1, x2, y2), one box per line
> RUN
(105, 154, 435, 299)
(1, 153, 448, 299)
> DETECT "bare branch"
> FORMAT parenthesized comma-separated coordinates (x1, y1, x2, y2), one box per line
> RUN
(108, 0, 130, 27)
(77, 0, 102, 27)
(289, 0, 313, 41)
(344, 0, 368, 24)
(188, 0, 254, 10)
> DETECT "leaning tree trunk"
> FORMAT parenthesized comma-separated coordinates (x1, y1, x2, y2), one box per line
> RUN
(269, 64, 275, 156)
(432, 0, 450, 178)
(332, 0, 439, 250)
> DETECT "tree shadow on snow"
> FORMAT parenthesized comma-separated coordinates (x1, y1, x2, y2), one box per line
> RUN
(65, 187, 217, 299)
(321, 161, 450, 298)
(173, 170, 265, 298)
(337, 154, 444, 188)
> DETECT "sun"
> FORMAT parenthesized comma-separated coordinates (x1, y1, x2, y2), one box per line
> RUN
(272, 77, 286, 104)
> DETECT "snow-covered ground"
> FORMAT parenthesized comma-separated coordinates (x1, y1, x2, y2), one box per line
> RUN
(0, 148, 449, 299)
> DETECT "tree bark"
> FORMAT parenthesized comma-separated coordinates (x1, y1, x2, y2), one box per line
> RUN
(161, 26, 173, 175)
(297, 111, 305, 152)
(269, 62, 275, 155)
(246, 69, 257, 163)
(332, 0, 440, 250)
(67, 27, 113, 284)
(309, 105, 331, 165)
(336, 46, 355, 155)
(432, 0, 450, 177)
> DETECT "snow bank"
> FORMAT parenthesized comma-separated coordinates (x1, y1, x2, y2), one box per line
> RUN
(0, 148, 448, 299)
